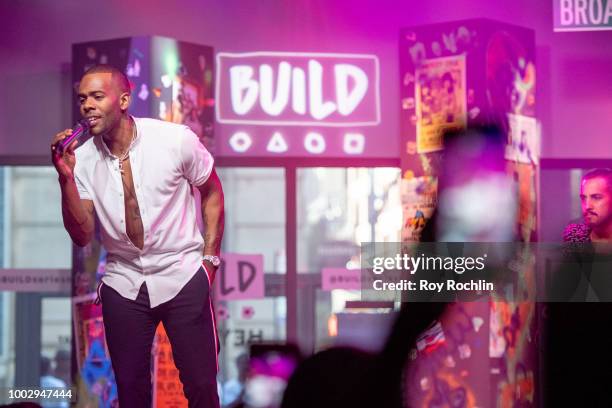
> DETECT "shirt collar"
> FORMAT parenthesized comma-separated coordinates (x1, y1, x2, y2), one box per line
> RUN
(96, 115, 140, 159)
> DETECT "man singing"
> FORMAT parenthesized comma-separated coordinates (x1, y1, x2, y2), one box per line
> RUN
(51, 64, 224, 408)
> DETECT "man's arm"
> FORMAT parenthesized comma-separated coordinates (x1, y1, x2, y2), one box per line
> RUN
(59, 175, 95, 247)
(52, 129, 95, 247)
(197, 167, 225, 280)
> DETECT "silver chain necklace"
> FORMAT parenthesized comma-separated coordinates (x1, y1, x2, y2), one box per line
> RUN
(118, 124, 137, 174)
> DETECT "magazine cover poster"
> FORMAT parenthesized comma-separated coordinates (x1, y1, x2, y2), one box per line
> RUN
(415, 55, 467, 153)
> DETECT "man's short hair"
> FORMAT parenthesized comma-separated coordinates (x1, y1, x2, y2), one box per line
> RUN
(82, 64, 131, 94)
(583, 168, 612, 192)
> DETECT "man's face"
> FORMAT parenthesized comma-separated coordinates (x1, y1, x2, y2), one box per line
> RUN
(581, 177, 612, 229)
(77, 72, 128, 136)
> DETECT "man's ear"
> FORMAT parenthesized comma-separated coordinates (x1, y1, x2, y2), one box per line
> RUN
(119, 92, 131, 112)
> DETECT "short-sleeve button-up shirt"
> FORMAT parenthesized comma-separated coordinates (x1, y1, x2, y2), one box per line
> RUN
(74, 117, 214, 307)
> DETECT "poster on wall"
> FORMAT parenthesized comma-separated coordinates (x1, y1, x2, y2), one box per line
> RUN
(489, 300, 536, 407)
(405, 303, 487, 407)
(415, 55, 467, 153)
(507, 161, 538, 242)
(73, 36, 215, 152)
(400, 176, 438, 242)
(73, 294, 118, 407)
(505, 113, 539, 165)
(153, 324, 188, 408)
(485, 31, 536, 134)
(171, 76, 207, 140)
(151, 37, 215, 151)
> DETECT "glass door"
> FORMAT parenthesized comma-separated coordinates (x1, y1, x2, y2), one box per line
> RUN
(215, 168, 286, 407)
(296, 167, 402, 353)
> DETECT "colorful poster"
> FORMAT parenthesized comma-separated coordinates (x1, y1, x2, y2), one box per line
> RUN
(489, 300, 536, 407)
(416, 321, 446, 354)
(149, 37, 215, 151)
(73, 294, 118, 408)
(72, 295, 104, 369)
(415, 55, 467, 153)
(507, 162, 538, 242)
(505, 113, 539, 165)
(153, 324, 188, 408)
(406, 303, 487, 408)
(485, 31, 536, 129)
(172, 76, 206, 138)
(401, 176, 438, 242)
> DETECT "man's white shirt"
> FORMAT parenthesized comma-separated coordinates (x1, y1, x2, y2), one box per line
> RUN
(74, 117, 214, 308)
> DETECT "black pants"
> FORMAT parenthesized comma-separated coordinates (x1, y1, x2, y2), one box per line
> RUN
(101, 267, 220, 408)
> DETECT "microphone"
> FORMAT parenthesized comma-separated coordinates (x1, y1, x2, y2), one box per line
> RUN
(56, 119, 91, 154)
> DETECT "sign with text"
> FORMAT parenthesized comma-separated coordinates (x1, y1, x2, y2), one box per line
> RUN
(216, 52, 380, 126)
(215, 52, 383, 157)
(321, 268, 362, 291)
(215, 253, 265, 300)
(0, 269, 71, 292)
(153, 324, 188, 408)
(554, 0, 612, 31)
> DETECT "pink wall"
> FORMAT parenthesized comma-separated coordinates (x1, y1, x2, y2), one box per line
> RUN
(0, 0, 610, 158)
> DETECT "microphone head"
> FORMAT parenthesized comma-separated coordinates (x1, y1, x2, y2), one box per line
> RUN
(56, 119, 92, 154)
(78, 118, 92, 132)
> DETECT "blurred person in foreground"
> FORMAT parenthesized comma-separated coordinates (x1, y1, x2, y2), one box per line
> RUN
(282, 126, 517, 408)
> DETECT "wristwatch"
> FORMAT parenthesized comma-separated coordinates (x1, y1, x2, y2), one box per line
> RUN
(203, 255, 221, 267)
